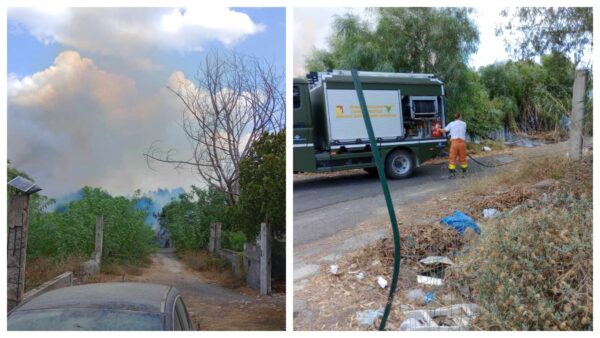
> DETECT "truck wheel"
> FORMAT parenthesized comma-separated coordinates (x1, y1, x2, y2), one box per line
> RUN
(385, 149, 414, 179)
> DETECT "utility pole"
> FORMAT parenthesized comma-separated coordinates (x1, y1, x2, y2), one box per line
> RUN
(569, 69, 587, 160)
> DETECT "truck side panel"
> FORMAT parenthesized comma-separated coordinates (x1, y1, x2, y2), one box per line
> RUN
(325, 89, 404, 143)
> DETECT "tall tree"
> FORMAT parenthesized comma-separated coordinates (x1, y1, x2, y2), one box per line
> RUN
(307, 8, 479, 75)
(234, 131, 285, 239)
(145, 51, 285, 204)
(306, 8, 501, 137)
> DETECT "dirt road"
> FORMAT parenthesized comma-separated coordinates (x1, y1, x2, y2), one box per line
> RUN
(120, 249, 284, 330)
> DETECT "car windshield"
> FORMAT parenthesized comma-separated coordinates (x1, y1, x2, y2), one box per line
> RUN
(8, 308, 164, 331)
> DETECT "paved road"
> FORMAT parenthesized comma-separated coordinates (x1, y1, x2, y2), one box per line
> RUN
(294, 160, 491, 246)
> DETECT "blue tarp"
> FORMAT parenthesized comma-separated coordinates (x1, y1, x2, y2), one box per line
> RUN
(440, 210, 481, 235)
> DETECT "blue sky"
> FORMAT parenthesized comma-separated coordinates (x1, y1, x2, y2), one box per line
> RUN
(7, 7, 286, 198)
(8, 7, 285, 79)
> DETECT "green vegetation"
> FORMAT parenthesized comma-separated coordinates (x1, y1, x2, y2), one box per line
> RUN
(8, 162, 157, 266)
(28, 187, 157, 264)
(160, 131, 286, 252)
(234, 131, 286, 239)
(159, 187, 227, 251)
(480, 54, 576, 132)
(305, 7, 593, 137)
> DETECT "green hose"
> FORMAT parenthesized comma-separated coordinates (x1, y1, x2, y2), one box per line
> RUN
(351, 69, 401, 331)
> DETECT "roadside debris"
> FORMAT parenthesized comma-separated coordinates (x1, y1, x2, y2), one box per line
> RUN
(377, 276, 388, 288)
(417, 275, 443, 286)
(482, 208, 499, 218)
(419, 256, 454, 266)
(440, 211, 480, 234)
(482, 146, 491, 152)
(329, 265, 339, 275)
(356, 308, 384, 326)
(423, 292, 436, 305)
(399, 303, 479, 331)
(407, 289, 425, 302)
(356, 272, 364, 280)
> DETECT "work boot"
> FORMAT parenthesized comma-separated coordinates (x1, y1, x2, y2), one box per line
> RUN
(461, 167, 468, 178)
(448, 169, 456, 179)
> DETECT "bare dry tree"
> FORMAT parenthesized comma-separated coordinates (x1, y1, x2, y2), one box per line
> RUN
(144, 51, 285, 204)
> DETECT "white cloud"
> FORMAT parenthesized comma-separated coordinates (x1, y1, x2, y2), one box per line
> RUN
(7, 51, 199, 197)
(8, 7, 264, 56)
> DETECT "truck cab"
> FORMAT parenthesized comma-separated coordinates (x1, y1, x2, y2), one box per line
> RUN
(293, 70, 447, 179)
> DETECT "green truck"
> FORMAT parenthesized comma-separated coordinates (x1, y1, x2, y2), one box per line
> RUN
(293, 70, 448, 179)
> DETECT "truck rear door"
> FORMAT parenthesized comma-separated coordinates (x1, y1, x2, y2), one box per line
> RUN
(293, 83, 317, 172)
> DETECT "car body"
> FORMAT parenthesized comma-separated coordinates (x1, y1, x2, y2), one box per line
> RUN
(8, 282, 194, 331)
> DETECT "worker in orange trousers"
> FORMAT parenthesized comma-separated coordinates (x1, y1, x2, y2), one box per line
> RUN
(435, 112, 468, 178)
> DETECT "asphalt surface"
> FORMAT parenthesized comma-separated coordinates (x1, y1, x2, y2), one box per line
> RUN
(293, 157, 496, 246)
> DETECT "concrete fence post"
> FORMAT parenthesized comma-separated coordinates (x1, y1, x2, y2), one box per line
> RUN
(93, 215, 104, 263)
(7, 194, 30, 311)
(259, 222, 272, 295)
(569, 69, 587, 160)
(215, 222, 222, 251)
(209, 223, 216, 253)
(79, 215, 104, 277)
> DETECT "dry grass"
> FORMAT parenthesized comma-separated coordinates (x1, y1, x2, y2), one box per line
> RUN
(25, 254, 86, 292)
(176, 250, 245, 289)
(455, 154, 593, 330)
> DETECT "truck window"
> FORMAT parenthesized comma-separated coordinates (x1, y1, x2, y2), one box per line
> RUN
(293, 85, 301, 109)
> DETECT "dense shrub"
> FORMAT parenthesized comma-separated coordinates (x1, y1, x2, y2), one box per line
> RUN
(458, 156, 592, 330)
(28, 187, 157, 264)
(159, 187, 227, 251)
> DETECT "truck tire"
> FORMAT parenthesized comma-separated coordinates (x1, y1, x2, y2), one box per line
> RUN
(385, 149, 414, 179)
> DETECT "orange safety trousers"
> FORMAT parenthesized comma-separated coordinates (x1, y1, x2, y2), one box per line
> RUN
(448, 139, 468, 170)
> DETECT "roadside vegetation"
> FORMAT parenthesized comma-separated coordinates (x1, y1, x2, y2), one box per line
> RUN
(306, 7, 592, 138)
(9, 163, 158, 291)
(456, 154, 592, 330)
(159, 131, 285, 270)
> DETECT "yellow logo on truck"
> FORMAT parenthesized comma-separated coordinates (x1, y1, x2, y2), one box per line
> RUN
(336, 104, 397, 118)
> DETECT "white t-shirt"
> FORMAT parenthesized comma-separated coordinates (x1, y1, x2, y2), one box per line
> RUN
(444, 120, 467, 140)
